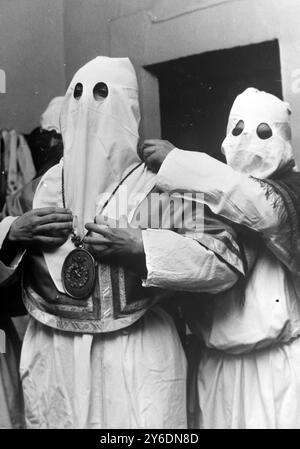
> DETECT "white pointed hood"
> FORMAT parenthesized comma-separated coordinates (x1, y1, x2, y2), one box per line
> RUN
(60, 56, 141, 236)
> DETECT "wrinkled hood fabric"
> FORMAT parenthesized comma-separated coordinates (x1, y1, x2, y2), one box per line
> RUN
(60, 56, 141, 236)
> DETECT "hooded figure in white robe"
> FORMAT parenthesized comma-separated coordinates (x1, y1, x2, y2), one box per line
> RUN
(0, 57, 244, 429)
(153, 87, 300, 428)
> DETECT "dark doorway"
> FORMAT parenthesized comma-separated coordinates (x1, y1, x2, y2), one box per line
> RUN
(145, 40, 282, 161)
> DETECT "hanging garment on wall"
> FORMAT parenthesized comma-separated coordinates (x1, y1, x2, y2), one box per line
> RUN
(16, 135, 36, 186)
(0, 130, 36, 199)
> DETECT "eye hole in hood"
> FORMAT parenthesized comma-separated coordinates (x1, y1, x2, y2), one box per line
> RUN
(232, 119, 244, 136)
(73, 83, 83, 100)
(93, 82, 109, 100)
(257, 122, 273, 140)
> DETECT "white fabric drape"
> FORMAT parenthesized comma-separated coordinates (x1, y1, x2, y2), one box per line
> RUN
(40, 97, 64, 132)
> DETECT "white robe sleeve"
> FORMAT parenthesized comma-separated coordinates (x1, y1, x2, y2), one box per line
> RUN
(157, 149, 283, 233)
(156, 149, 291, 269)
(0, 176, 40, 286)
(142, 229, 239, 294)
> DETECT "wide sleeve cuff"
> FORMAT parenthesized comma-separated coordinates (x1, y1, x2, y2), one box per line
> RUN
(142, 228, 238, 293)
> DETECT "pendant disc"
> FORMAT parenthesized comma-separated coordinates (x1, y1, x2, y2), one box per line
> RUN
(62, 248, 96, 299)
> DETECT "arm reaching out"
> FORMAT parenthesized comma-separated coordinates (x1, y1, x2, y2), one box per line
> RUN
(156, 148, 292, 271)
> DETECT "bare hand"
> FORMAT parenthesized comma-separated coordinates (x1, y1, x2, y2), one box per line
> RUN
(141, 139, 175, 173)
(8, 207, 73, 250)
(84, 216, 146, 275)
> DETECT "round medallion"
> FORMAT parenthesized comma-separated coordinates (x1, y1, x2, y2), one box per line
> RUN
(61, 248, 96, 299)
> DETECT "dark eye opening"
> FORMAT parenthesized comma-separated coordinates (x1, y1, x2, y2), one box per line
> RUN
(73, 82, 83, 100)
(232, 120, 244, 136)
(257, 123, 273, 140)
(93, 82, 109, 100)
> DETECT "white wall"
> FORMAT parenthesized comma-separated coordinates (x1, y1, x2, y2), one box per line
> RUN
(106, 0, 300, 165)
(1, 0, 300, 164)
(0, 0, 65, 133)
(63, 0, 154, 84)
